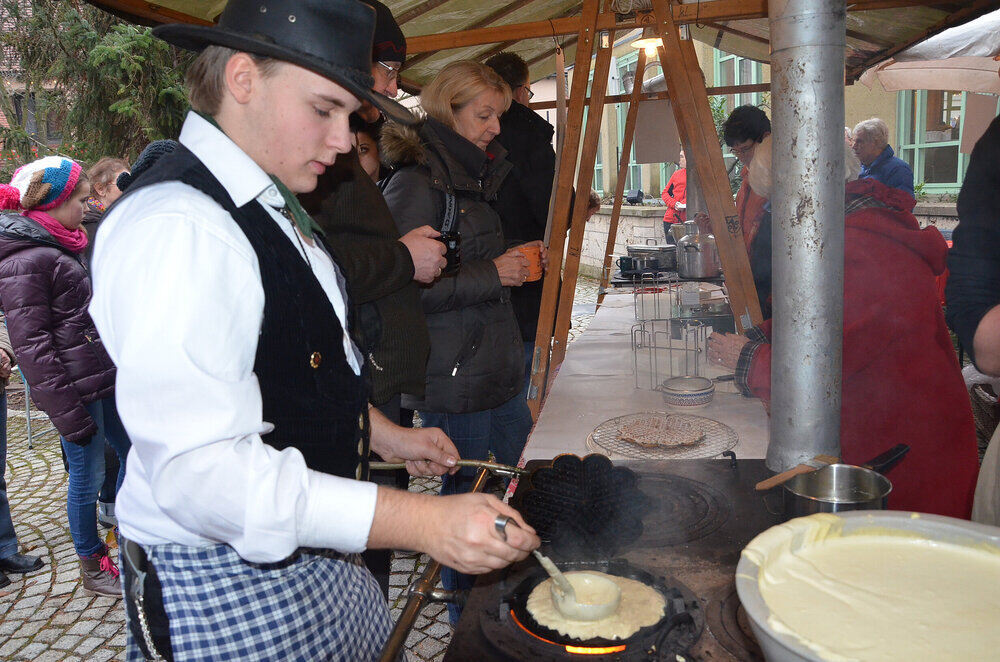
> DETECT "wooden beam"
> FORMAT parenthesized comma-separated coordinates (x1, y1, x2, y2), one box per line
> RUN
(702, 20, 770, 46)
(527, 0, 601, 420)
(528, 83, 771, 110)
(405, 0, 542, 69)
(652, 0, 763, 331)
(846, 0, 1000, 81)
(84, 0, 214, 25)
(395, 0, 454, 25)
(526, 37, 578, 67)
(845, 28, 896, 49)
(597, 48, 647, 308)
(405, 0, 955, 55)
(549, 27, 616, 372)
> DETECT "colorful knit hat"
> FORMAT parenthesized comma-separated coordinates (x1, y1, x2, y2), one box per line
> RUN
(0, 156, 84, 211)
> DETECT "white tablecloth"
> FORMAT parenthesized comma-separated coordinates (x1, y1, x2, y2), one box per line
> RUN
(524, 293, 770, 462)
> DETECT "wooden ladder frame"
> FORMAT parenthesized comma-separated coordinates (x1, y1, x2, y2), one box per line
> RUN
(527, 0, 608, 419)
(651, 0, 763, 331)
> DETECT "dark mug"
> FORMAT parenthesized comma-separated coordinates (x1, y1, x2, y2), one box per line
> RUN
(617, 255, 636, 272)
(438, 231, 461, 274)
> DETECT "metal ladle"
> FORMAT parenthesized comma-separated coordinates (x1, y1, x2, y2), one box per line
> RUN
(499, 517, 622, 621)
(533, 551, 622, 621)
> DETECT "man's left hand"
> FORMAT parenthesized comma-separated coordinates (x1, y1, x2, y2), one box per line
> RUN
(369, 407, 459, 476)
(707, 332, 749, 370)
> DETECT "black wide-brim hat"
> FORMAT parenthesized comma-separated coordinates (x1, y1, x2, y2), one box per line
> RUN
(154, 0, 415, 125)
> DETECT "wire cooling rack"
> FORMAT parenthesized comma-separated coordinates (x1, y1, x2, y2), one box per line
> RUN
(587, 411, 738, 460)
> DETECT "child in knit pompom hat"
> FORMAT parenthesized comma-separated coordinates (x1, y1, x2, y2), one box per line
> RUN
(0, 156, 91, 254)
(0, 154, 128, 597)
(0, 156, 85, 212)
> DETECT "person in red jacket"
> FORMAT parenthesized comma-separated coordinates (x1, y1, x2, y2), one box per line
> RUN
(709, 175, 979, 519)
(661, 149, 687, 237)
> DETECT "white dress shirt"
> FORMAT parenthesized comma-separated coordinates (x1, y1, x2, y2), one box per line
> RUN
(90, 112, 376, 562)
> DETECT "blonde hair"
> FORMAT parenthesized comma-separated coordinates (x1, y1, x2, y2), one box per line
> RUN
(186, 46, 283, 114)
(420, 60, 511, 129)
(87, 157, 129, 191)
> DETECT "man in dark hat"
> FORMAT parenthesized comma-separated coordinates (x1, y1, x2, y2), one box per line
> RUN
(90, 1, 539, 659)
(296, 0, 442, 599)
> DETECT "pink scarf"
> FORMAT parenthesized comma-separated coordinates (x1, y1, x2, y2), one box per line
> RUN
(25, 210, 89, 253)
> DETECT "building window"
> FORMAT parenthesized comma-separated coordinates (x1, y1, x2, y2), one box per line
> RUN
(897, 90, 983, 193)
(712, 49, 764, 115)
(614, 51, 647, 192)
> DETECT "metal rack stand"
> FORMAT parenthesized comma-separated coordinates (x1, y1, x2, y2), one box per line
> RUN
(631, 317, 708, 391)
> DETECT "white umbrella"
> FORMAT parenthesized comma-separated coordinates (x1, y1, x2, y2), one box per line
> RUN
(859, 9, 1000, 94)
(859, 56, 1000, 94)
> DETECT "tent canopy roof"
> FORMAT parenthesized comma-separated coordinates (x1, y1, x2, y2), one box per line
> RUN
(84, 0, 997, 86)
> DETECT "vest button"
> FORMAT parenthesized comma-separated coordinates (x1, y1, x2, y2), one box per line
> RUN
(355, 464, 362, 480)
(357, 439, 365, 455)
(309, 351, 322, 368)
(358, 413, 365, 430)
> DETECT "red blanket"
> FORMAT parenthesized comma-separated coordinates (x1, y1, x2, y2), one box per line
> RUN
(747, 179, 978, 518)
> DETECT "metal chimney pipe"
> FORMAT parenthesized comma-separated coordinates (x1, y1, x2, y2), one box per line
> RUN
(766, 0, 846, 471)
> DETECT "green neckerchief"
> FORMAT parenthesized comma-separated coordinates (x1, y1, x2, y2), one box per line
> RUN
(197, 112, 322, 240)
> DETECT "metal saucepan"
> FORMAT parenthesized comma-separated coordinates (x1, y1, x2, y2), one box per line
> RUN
(627, 243, 676, 271)
(622, 255, 660, 274)
(775, 444, 910, 520)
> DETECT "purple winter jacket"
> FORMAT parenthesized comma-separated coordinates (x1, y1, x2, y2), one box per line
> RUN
(0, 213, 116, 443)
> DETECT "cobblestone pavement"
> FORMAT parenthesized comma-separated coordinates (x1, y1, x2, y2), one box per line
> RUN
(0, 277, 602, 662)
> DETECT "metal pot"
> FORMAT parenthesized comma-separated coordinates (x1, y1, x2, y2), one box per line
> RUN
(626, 243, 677, 271)
(631, 255, 661, 272)
(669, 223, 688, 245)
(777, 444, 909, 519)
(676, 222, 721, 279)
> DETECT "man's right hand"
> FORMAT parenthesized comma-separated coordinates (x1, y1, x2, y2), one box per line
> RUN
(400, 225, 447, 284)
(0, 351, 12, 380)
(421, 493, 540, 574)
(368, 490, 540, 575)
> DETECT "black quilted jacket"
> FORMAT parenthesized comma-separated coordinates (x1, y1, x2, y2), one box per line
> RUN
(0, 213, 116, 443)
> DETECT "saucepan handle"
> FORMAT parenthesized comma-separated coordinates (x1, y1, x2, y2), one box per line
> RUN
(861, 443, 910, 475)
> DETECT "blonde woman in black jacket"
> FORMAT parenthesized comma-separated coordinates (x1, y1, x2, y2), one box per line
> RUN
(381, 59, 546, 623)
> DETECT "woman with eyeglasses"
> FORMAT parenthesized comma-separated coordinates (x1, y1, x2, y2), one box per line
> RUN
(721, 105, 771, 252)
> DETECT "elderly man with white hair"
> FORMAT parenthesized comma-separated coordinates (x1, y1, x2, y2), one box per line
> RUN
(852, 117, 915, 197)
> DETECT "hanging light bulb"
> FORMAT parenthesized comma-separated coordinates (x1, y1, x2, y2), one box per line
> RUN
(630, 26, 662, 53)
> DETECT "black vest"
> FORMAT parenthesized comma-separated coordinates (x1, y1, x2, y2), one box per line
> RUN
(112, 145, 370, 481)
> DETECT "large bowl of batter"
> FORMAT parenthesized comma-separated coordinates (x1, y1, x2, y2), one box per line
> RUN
(735, 511, 1000, 662)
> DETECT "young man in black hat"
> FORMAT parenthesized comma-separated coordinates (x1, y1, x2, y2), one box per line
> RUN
(90, 1, 539, 659)
(296, 0, 437, 597)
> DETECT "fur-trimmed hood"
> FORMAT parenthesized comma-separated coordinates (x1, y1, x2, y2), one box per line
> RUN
(380, 116, 511, 199)
(380, 120, 427, 170)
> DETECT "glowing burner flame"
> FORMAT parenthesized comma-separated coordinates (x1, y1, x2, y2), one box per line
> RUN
(510, 609, 629, 656)
(565, 644, 628, 654)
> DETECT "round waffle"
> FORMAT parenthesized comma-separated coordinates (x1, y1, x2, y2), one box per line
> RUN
(618, 415, 706, 448)
(588, 412, 738, 460)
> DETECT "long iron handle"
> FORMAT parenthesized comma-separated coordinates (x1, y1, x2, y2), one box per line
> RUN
(377, 467, 492, 662)
(369, 459, 530, 478)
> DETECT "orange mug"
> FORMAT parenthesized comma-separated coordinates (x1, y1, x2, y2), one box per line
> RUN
(517, 244, 544, 282)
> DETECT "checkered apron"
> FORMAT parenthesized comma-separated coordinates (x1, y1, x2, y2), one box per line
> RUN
(125, 543, 393, 661)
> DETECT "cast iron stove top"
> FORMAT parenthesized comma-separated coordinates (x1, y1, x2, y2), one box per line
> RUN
(444, 457, 779, 661)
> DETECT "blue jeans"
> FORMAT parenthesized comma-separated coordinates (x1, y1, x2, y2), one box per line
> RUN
(61, 397, 131, 557)
(420, 392, 533, 624)
(0, 390, 19, 559)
